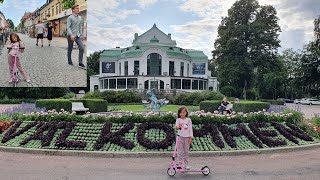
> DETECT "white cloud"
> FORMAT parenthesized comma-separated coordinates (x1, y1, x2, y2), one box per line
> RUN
(87, 24, 145, 55)
(137, 0, 158, 8)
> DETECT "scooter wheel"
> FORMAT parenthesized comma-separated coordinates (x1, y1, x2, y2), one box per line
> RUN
(201, 166, 210, 175)
(167, 167, 176, 177)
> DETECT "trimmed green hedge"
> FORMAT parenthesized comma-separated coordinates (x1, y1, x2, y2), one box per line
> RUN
(260, 99, 284, 105)
(72, 99, 108, 113)
(36, 99, 72, 112)
(0, 99, 36, 104)
(170, 91, 225, 105)
(35, 99, 108, 113)
(200, 101, 270, 113)
(199, 101, 221, 112)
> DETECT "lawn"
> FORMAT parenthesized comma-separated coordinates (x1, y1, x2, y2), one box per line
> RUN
(108, 104, 199, 112)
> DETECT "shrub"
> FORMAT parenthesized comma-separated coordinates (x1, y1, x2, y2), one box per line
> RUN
(233, 101, 270, 113)
(313, 117, 320, 126)
(0, 99, 36, 104)
(71, 99, 108, 113)
(170, 91, 224, 105)
(84, 90, 141, 103)
(200, 100, 270, 113)
(260, 99, 285, 105)
(36, 99, 72, 112)
(199, 101, 221, 112)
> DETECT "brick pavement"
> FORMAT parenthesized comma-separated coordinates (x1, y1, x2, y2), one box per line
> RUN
(0, 33, 87, 87)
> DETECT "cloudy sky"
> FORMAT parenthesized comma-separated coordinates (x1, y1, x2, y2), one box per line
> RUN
(0, 0, 47, 26)
(88, 0, 320, 58)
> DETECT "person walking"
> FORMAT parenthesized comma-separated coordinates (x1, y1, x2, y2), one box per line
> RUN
(35, 20, 45, 47)
(67, 4, 85, 69)
(47, 22, 54, 46)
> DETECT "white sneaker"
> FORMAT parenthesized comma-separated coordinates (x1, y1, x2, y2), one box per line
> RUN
(26, 79, 30, 83)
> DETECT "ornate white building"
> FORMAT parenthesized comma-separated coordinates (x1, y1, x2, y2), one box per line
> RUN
(90, 24, 218, 92)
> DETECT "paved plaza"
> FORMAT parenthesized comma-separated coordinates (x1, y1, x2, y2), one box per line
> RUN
(0, 33, 87, 87)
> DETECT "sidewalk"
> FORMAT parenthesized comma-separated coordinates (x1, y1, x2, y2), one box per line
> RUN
(0, 33, 87, 87)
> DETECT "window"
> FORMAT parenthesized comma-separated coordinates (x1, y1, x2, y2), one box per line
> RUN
(160, 80, 164, 89)
(52, 6, 54, 16)
(109, 79, 116, 89)
(180, 62, 184, 77)
(103, 79, 108, 89)
(48, 9, 50, 16)
(125, 61, 128, 76)
(127, 78, 137, 89)
(171, 79, 181, 89)
(192, 80, 198, 90)
(134, 61, 139, 75)
(182, 79, 191, 89)
(199, 80, 204, 90)
(56, 4, 59, 15)
(204, 81, 207, 90)
(117, 78, 126, 89)
(144, 80, 149, 89)
(147, 53, 162, 75)
(119, 62, 121, 75)
(169, 61, 174, 76)
(187, 64, 189, 76)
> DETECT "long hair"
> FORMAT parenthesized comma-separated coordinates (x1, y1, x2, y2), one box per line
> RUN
(9, 32, 21, 43)
(178, 106, 188, 118)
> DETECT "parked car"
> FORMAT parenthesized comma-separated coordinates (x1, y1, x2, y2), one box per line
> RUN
(300, 98, 309, 104)
(277, 98, 294, 103)
(294, 99, 301, 104)
(305, 99, 320, 105)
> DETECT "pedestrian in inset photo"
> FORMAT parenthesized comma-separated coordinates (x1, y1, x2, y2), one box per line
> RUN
(67, 4, 85, 69)
(47, 22, 54, 47)
(6, 32, 30, 83)
(35, 20, 44, 47)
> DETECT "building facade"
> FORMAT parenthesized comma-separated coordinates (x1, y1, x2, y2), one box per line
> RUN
(90, 24, 218, 92)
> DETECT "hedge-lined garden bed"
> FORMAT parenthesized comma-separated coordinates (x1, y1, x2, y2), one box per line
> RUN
(0, 111, 319, 152)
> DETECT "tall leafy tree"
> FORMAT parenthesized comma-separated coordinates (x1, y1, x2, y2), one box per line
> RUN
(6, 19, 14, 29)
(213, 0, 281, 99)
(62, 0, 76, 10)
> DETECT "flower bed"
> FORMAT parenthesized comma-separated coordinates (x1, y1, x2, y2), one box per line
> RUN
(0, 110, 318, 152)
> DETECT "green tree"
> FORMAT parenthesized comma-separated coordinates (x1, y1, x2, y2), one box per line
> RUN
(62, 0, 76, 10)
(0, 0, 4, 3)
(213, 0, 281, 99)
(6, 19, 14, 29)
(87, 50, 104, 90)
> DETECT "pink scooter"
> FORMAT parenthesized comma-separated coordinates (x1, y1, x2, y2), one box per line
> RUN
(167, 135, 210, 177)
(7, 45, 25, 87)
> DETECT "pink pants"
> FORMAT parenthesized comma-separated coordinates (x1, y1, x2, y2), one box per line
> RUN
(8, 55, 29, 80)
(177, 136, 190, 167)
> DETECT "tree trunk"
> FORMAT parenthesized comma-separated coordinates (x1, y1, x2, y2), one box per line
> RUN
(243, 80, 247, 100)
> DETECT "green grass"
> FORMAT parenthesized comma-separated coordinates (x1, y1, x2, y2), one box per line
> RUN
(108, 105, 199, 112)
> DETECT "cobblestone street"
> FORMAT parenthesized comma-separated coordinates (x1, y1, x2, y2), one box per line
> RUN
(0, 33, 87, 87)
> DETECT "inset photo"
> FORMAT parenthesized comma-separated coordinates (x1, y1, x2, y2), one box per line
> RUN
(0, 0, 87, 87)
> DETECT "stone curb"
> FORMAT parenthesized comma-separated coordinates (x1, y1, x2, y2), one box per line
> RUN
(0, 143, 319, 158)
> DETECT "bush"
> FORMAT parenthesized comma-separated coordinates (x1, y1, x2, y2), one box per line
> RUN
(233, 101, 270, 113)
(313, 117, 320, 126)
(260, 99, 285, 105)
(170, 91, 224, 105)
(71, 99, 108, 113)
(199, 101, 221, 112)
(0, 99, 36, 104)
(84, 90, 141, 103)
(200, 100, 270, 113)
(36, 99, 72, 112)
(62, 92, 76, 99)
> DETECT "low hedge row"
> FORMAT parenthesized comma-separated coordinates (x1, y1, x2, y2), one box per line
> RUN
(84, 90, 141, 103)
(0, 99, 36, 104)
(35, 99, 108, 113)
(260, 99, 285, 105)
(200, 101, 270, 113)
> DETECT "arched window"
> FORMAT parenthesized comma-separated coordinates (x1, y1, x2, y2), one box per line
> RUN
(147, 53, 162, 75)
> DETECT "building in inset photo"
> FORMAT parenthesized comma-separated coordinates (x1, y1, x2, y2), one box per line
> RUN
(90, 24, 218, 92)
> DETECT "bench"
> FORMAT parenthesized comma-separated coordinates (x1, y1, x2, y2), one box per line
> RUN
(72, 102, 89, 114)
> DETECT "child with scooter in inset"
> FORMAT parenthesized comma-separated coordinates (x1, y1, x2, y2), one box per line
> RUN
(6, 33, 30, 83)
(175, 106, 193, 170)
